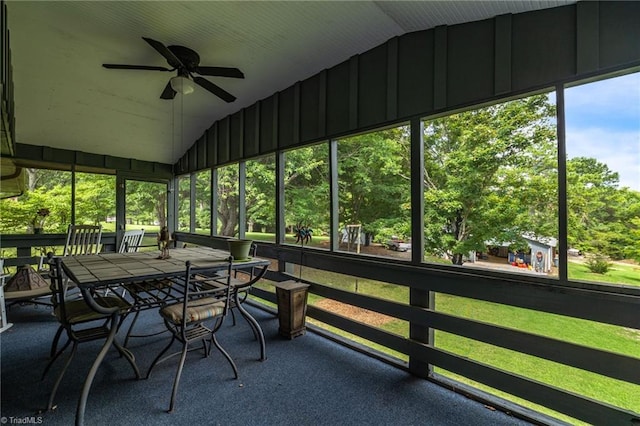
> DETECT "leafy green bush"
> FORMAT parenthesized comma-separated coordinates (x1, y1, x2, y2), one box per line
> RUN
(585, 255, 612, 274)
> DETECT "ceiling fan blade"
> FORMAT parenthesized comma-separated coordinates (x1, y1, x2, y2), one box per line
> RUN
(193, 77, 236, 103)
(195, 66, 245, 79)
(142, 37, 184, 69)
(160, 81, 176, 100)
(102, 64, 172, 72)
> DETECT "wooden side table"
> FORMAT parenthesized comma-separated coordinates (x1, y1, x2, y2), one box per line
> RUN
(275, 280, 310, 339)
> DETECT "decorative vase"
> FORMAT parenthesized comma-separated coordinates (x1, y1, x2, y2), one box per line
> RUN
(227, 239, 253, 260)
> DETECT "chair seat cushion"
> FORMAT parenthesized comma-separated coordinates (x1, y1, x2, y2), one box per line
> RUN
(55, 296, 130, 324)
(160, 297, 225, 325)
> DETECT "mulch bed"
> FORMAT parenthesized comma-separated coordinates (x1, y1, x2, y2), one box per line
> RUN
(314, 298, 395, 326)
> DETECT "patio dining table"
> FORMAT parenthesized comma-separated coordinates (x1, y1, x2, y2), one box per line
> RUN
(58, 246, 270, 426)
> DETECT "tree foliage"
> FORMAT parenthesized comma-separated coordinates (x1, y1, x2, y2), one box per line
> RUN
(283, 145, 330, 233)
(217, 164, 239, 236)
(338, 127, 411, 243)
(422, 94, 558, 264)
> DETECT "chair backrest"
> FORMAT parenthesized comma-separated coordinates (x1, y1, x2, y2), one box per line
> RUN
(63, 224, 103, 256)
(119, 229, 145, 253)
(180, 258, 234, 326)
(48, 257, 71, 323)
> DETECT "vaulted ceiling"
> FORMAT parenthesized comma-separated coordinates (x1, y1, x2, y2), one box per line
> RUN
(6, 1, 574, 165)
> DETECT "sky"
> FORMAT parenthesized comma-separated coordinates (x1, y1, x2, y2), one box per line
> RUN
(564, 71, 640, 191)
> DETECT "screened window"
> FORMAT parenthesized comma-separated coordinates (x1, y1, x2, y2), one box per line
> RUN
(336, 126, 411, 258)
(195, 170, 211, 235)
(216, 164, 239, 237)
(125, 180, 167, 232)
(283, 144, 330, 248)
(0, 167, 71, 234)
(245, 155, 276, 243)
(75, 172, 116, 229)
(422, 93, 558, 275)
(177, 175, 191, 232)
(565, 72, 640, 286)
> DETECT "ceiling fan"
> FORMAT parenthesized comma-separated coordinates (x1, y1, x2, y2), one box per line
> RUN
(102, 37, 244, 102)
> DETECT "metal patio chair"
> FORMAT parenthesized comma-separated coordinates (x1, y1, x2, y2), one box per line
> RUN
(47, 224, 103, 357)
(62, 224, 103, 256)
(146, 258, 237, 413)
(119, 229, 145, 253)
(41, 257, 138, 412)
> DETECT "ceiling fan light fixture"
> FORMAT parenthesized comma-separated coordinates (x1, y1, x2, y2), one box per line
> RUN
(170, 75, 195, 95)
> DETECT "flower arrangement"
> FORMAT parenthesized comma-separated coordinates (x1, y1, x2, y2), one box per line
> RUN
(32, 208, 50, 233)
(293, 222, 312, 281)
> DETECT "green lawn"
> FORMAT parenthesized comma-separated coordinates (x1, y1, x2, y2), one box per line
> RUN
(434, 294, 640, 423)
(568, 260, 640, 286)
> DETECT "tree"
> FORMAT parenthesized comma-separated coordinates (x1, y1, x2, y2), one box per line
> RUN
(75, 173, 115, 225)
(125, 181, 167, 227)
(566, 157, 640, 259)
(422, 94, 557, 264)
(195, 170, 211, 232)
(217, 165, 239, 236)
(245, 156, 276, 233)
(337, 127, 411, 245)
(176, 175, 191, 230)
(283, 145, 330, 235)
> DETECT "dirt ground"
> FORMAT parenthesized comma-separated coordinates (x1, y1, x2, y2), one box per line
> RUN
(315, 298, 396, 326)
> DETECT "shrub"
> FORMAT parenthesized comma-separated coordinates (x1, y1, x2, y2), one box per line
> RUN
(585, 255, 612, 274)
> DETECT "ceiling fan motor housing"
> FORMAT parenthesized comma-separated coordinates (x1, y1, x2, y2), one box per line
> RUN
(168, 45, 200, 70)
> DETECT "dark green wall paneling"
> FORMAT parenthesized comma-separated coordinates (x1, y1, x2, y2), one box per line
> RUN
(206, 123, 217, 166)
(259, 97, 276, 154)
(130, 158, 154, 174)
(576, 1, 599, 74)
(447, 20, 495, 107)
(433, 26, 448, 110)
(42, 146, 74, 165)
(511, 7, 576, 90)
(277, 86, 296, 149)
(188, 144, 196, 171)
(76, 151, 105, 169)
(599, 1, 640, 68)
(398, 31, 434, 118)
(104, 155, 129, 171)
(196, 135, 206, 170)
(217, 117, 230, 164)
(357, 44, 388, 128)
(243, 104, 259, 158)
(326, 60, 350, 136)
(300, 73, 321, 142)
(386, 37, 398, 121)
(16, 144, 172, 177)
(181, 2, 639, 173)
(494, 14, 512, 95)
(229, 111, 243, 161)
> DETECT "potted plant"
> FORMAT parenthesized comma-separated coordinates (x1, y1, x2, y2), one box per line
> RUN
(274, 222, 312, 339)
